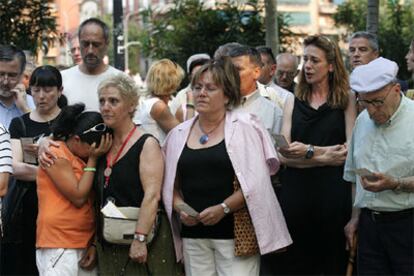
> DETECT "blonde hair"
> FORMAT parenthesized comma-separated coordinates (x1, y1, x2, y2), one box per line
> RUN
(146, 59, 184, 96)
(97, 74, 139, 117)
(296, 35, 349, 109)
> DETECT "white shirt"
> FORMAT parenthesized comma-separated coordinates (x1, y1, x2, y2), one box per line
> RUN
(343, 95, 414, 211)
(61, 65, 123, 111)
(235, 90, 282, 135)
(169, 86, 190, 116)
(263, 81, 294, 108)
(134, 97, 166, 144)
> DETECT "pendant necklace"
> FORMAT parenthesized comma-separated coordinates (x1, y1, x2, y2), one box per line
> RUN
(198, 115, 225, 145)
(104, 125, 137, 188)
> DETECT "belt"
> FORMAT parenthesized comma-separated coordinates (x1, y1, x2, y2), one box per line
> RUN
(362, 208, 414, 222)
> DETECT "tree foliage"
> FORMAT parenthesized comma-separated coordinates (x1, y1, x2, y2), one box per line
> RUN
(334, 0, 414, 79)
(0, 0, 60, 54)
(102, 14, 141, 75)
(137, 0, 295, 71)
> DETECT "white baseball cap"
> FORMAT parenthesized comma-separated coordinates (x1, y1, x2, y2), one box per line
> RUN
(350, 57, 399, 93)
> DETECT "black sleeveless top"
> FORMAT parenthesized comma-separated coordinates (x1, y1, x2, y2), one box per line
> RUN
(177, 140, 235, 239)
(280, 98, 351, 221)
(102, 134, 153, 207)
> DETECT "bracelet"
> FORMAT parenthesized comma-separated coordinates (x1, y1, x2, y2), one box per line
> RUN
(134, 231, 147, 236)
(186, 103, 195, 109)
(83, 167, 96, 172)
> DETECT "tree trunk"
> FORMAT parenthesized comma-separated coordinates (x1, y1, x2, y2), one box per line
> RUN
(265, 0, 279, 55)
(366, 0, 379, 35)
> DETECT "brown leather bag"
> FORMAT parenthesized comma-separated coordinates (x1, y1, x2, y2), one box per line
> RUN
(233, 177, 259, 256)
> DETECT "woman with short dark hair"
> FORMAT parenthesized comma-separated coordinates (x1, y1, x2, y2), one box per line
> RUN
(2, 65, 67, 275)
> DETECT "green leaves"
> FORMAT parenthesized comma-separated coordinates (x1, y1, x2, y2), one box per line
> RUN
(334, 0, 414, 79)
(0, 0, 59, 55)
(137, 0, 293, 73)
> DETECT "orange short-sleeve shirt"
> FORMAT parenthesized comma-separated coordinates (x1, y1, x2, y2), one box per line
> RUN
(36, 141, 95, 248)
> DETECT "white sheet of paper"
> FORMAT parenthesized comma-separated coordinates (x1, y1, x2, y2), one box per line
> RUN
(101, 201, 127, 218)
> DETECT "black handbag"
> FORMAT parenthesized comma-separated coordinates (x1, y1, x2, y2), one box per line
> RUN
(1, 117, 29, 243)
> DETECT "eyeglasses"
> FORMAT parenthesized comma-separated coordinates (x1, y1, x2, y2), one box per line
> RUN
(82, 123, 107, 135)
(192, 84, 220, 94)
(356, 85, 393, 108)
(276, 70, 296, 79)
(0, 72, 20, 82)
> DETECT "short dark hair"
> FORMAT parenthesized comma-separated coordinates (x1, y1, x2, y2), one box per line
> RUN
(78, 18, 110, 44)
(30, 65, 62, 89)
(0, 44, 26, 74)
(52, 103, 107, 145)
(30, 65, 67, 108)
(229, 46, 263, 67)
(256, 46, 276, 65)
(191, 57, 241, 109)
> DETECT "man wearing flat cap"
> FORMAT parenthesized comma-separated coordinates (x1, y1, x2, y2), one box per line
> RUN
(343, 57, 414, 275)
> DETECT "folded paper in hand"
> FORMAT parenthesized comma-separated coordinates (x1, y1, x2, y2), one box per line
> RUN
(101, 201, 126, 218)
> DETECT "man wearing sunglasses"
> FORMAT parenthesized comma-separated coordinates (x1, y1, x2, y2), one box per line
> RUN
(0, 45, 35, 128)
(343, 57, 414, 275)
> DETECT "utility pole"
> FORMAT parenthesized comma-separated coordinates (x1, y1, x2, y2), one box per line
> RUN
(366, 0, 379, 35)
(113, 0, 124, 70)
(265, 0, 279, 55)
(124, 11, 141, 72)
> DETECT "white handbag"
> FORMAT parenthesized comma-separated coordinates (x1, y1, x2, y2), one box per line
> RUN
(102, 206, 158, 245)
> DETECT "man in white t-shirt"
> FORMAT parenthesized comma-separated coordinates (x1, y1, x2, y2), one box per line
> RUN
(61, 18, 123, 111)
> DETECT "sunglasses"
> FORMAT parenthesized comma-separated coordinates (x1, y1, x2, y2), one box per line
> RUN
(82, 123, 107, 135)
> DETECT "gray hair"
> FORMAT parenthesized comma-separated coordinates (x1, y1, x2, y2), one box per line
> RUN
(98, 74, 139, 117)
(350, 31, 379, 52)
(213, 42, 243, 59)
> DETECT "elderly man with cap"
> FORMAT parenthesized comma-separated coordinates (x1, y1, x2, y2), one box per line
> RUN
(343, 57, 414, 275)
(169, 53, 210, 121)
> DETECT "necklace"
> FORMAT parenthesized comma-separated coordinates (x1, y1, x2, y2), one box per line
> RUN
(104, 125, 137, 188)
(198, 115, 225, 145)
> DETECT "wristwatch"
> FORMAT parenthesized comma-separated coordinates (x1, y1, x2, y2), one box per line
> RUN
(305, 144, 314, 159)
(133, 233, 147, 243)
(221, 202, 231, 215)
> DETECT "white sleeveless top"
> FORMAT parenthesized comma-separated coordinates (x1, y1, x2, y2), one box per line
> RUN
(134, 97, 166, 144)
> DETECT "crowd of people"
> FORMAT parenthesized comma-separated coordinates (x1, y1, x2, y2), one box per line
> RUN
(0, 17, 413, 276)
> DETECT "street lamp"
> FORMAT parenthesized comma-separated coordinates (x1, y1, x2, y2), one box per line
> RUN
(124, 10, 141, 72)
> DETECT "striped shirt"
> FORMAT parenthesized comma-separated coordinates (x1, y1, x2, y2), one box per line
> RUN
(0, 123, 12, 174)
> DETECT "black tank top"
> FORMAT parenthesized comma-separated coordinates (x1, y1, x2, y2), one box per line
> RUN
(103, 134, 153, 207)
(177, 140, 235, 239)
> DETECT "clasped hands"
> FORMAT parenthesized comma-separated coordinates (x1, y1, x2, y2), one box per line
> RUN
(179, 204, 225, 227)
(278, 141, 347, 165)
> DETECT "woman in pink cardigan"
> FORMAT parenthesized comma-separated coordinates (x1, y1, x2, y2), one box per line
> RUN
(162, 57, 292, 276)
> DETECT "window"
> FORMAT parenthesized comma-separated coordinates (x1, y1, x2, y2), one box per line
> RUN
(283, 12, 311, 26)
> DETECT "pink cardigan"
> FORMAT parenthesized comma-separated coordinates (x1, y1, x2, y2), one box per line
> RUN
(162, 111, 292, 261)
